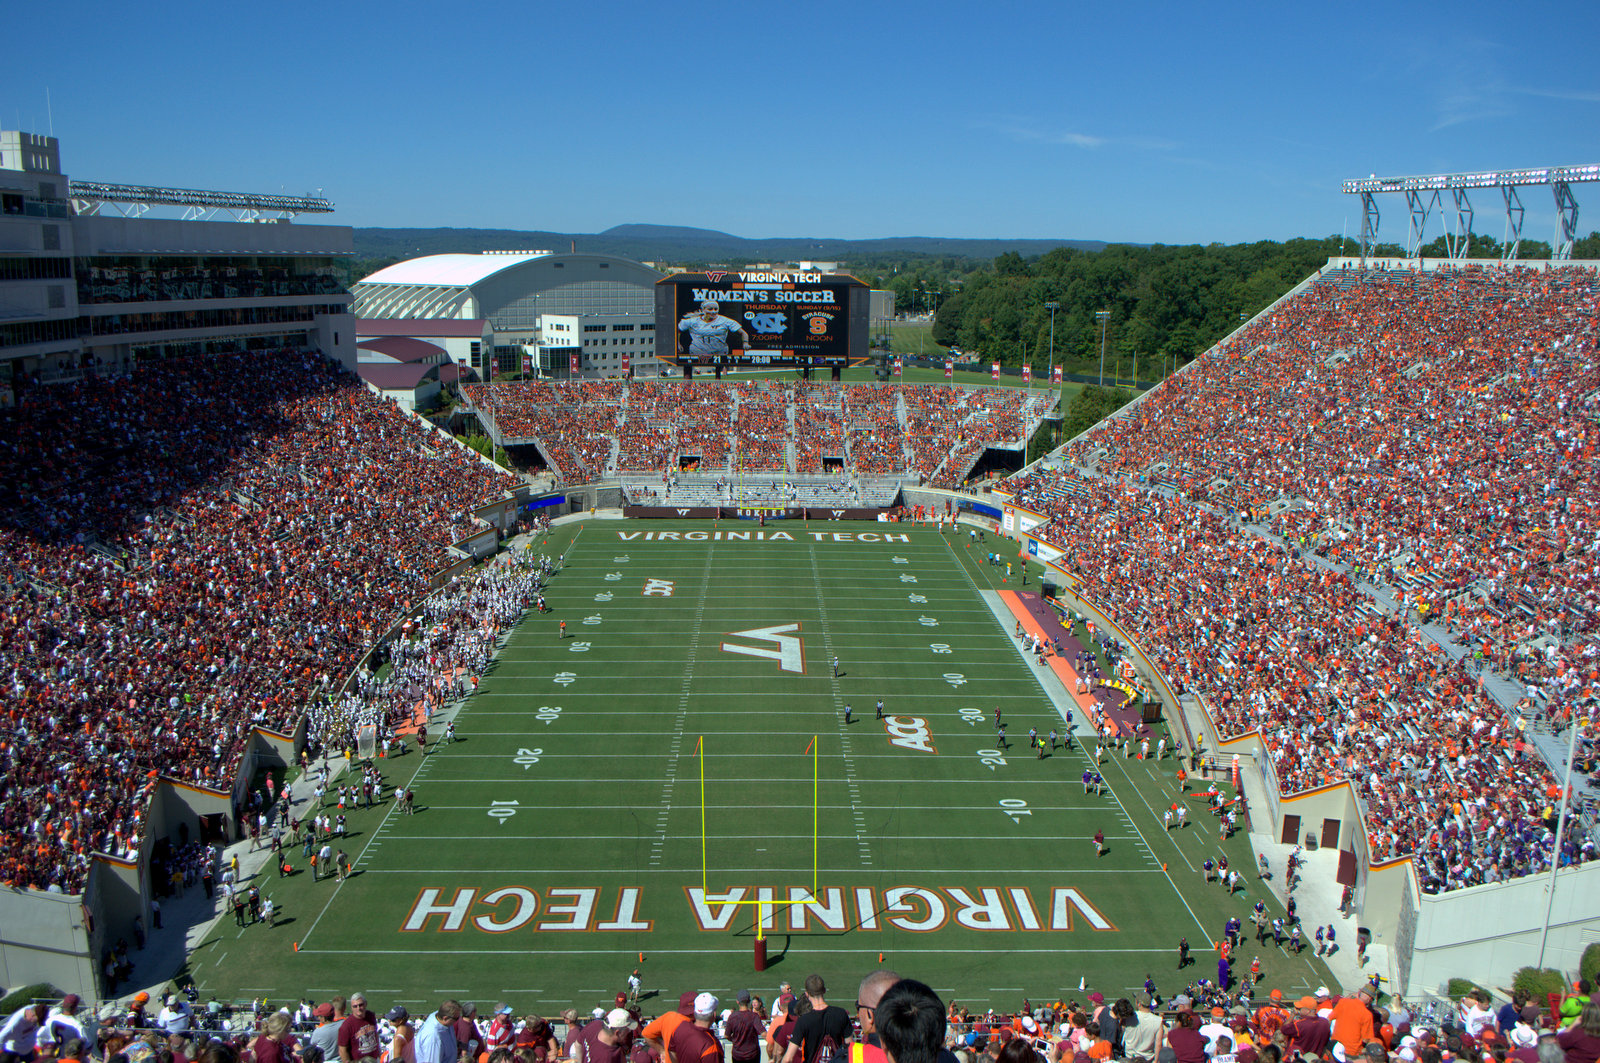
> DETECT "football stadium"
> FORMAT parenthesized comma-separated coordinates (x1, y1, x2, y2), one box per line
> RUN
(2, 128, 1599, 1063)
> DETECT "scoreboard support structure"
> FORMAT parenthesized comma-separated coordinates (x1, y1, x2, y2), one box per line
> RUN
(656, 270, 869, 379)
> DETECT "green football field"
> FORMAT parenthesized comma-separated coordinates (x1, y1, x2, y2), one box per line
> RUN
(191, 521, 1332, 1012)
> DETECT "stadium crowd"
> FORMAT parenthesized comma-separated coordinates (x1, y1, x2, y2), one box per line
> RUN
(1000, 266, 1600, 892)
(0, 349, 517, 892)
(7, 970, 1599, 1063)
(462, 381, 1047, 485)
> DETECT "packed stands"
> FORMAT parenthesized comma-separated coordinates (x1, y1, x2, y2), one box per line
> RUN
(1000, 264, 1600, 893)
(463, 380, 1052, 487)
(0, 350, 518, 893)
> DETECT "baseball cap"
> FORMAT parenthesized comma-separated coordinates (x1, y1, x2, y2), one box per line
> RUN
(606, 1009, 638, 1032)
(1269, 990, 1283, 1001)
(736, 990, 751, 1004)
(615, 994, 627, 1008)
(1315, 987, 1330, 998)
(314, 1004, 334, 1018)
(1297, 997, 1317, 1011)
(1212, 1007, 1226, 1017)
(1088, 993, 1104, 1005)
(387, 1006, 409, 1023)
(679, 991, 698, 1016)
(496, 1004, 514, 1016)
(134, 992, 151, 1005)
(694, 993, 718, 1018)
(1021, 1018, 1038, 1033)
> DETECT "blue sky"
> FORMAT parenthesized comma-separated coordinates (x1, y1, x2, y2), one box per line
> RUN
(6, 0, 1598, 245)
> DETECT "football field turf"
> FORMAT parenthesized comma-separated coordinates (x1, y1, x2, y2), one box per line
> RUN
(192, 520, 1333, 1011)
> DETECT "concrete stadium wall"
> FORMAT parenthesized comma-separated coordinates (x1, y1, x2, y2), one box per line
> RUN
(1406, 861, 1600, 997)
(0, 886, 96, 1000)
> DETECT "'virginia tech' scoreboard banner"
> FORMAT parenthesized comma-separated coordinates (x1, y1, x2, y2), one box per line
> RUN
(656, 270, 869, 369)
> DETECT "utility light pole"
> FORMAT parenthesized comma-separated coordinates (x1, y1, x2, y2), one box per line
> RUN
(1045, 301, 1059, 388)
(1095, 309, 1110, 387)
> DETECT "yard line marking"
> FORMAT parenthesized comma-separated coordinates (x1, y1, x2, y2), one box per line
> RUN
(299, 946, 1181, 956)
(368, 832, 1144, 842)
(653, 544, 716, 868)
(353, 865, 1167, 875)
(941, 532, 1215, 945)
(409, 802, 1124, 812)
(292, 525, 577, 948)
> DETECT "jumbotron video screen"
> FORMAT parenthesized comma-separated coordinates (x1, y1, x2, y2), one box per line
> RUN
(655, 270, 869, 369)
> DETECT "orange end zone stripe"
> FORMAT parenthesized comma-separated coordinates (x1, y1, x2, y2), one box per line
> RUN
(997, 589, 1116, 732)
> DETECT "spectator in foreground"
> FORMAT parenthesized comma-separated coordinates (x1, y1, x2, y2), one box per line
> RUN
(1558, 1000, 1600, 1063)
(876, 979, 946, 1063)
(414, 1002, 461, 1063)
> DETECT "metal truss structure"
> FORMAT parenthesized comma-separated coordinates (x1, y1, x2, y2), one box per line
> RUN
(1342, 165, 1599, 261)
(67, 180, 334, 222)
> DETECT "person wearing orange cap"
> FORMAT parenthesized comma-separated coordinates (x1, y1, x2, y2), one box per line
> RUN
(128, 993, 152, 1029)
(1253, 991, 1289, 1045)
(1282, 998, 1330, 1059)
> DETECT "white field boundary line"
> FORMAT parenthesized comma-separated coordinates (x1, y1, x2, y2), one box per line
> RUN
(473, 677, 1052, 687)
(940, 532, 1216, 945)
(357, 865, 1167, 875)
(411, 775, 1146, 785)
(466, 693, 1054, 702)
(653, 546, 717, 868)
(407, 801, 1128, 811)
(293, 945, 1181, 956)
(295, 522, 596, 946)
(365, 833, 1149, 843)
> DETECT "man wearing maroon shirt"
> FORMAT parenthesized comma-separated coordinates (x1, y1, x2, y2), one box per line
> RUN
(573, 1010, 637, 1063)
(643, 993, 699, 1063)
(337, 994, 382, 1063)
(1282, 999, 1332, 1059)
(454, 1004, 484, 1063)
(723, 992, 765, 1063)
(1164, 1012, 1209, 1063)
(667, 996, 722, 1063)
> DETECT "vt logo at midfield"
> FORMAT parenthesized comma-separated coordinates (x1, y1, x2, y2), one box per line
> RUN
(721, 623, 805, 673)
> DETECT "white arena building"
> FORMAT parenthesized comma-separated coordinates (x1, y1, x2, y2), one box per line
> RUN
(350, 250, 663, 380)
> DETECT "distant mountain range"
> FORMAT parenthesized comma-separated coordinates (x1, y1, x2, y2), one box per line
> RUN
(351, 223, 1110, 266)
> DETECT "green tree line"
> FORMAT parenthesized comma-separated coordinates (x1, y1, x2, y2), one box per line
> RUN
(916, 232, 1600, 382)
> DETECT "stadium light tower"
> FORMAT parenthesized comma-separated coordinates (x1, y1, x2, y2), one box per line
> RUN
(1095, 310, 1110, 387)
(1045, 302, 1060, 385)
(1342, 164, 1599, 261)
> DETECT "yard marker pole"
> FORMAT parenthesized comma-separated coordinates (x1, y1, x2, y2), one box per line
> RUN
(699, 736, 707, 893)
(813, 734, 820, 894)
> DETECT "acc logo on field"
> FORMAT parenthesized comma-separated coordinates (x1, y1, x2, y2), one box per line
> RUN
(885, 715, 936, 754)
(643, 579, 676, 597)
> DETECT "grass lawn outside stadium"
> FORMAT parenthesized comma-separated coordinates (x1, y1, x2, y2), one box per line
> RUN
(191, 520, 1334, 1011)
